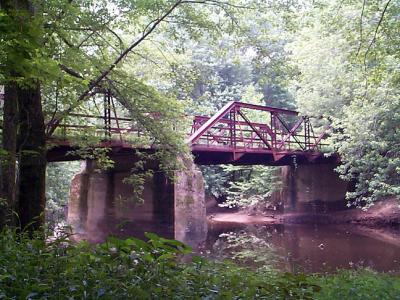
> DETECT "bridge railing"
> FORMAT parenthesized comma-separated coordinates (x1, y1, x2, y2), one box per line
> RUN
(52, 113, 148, 144)
(188, 102, 328, 157)
(51, 111, 190, 146)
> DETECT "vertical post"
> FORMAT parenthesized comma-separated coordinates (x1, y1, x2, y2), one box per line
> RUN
(104, 89, 111, 140)
(308, 118, 311, 150)
(191, 120, 196, 135)
(107, 90, 111, 140)
(229, 106, 237, 160)
(233, 107, 236, 150)
(277, 114, 284, 149)
(270, 112, 276, 149)
(276, 113, 285, 150)
(230, 107, 236, 150)
(110, 95, 123, 142)
(62, 125, 66, 139)
(304, 117, 310, 150)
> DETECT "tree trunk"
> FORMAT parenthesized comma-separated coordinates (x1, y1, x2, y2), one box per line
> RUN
(0, 83, 18, 227)
(17, 83, 46, 231)
(1, 0, 47, 231)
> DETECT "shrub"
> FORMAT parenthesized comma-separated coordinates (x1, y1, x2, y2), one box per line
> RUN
(0, 229, 399, 299)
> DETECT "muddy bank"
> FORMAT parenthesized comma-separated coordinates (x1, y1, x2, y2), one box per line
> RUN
(209, 198, 400, 229)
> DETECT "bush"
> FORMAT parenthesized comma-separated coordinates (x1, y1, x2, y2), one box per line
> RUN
(0, 229, 399, 299)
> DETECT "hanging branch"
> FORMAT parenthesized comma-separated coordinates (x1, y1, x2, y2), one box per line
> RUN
(46, 0, 184, 136)
(361, 0, 392, 96)
(355, 0, 367, 57)
(363, 0, 392, 64)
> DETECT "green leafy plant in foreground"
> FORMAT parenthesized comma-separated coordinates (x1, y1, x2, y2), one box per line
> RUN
(0, 229, 399, 299)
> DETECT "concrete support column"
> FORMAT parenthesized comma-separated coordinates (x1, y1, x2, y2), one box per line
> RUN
(68, 157, 207, 246)
(174, 157, 207, 247)
(67, 162, 89, 235)
(68, 161, 113, 242)
(281, 163, 349, 213)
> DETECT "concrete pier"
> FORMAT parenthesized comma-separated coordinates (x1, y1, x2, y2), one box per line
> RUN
(280, 163, 349, 213)
(68, 157, 207, 246)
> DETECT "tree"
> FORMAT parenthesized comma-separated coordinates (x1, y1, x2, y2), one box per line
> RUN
(289, 0, 400, 207)
(0, 0, 248, 229)
(169, 4, 298, 207)
(1, 0, 46, 230)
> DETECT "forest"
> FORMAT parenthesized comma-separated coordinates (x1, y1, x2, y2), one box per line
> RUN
(1, 0, 400, 298)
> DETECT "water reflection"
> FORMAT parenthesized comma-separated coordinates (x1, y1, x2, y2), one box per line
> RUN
(203, 222, 400, 273)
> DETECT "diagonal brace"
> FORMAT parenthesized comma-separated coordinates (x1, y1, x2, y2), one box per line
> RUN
(236, 110, 273, 150)
(276, 117, 304, 150)
(275, 114, 305, 151)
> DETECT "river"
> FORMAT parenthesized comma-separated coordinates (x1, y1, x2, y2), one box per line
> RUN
(200, 221, 400, 273)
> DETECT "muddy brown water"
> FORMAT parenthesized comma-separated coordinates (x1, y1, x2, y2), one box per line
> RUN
(200, 222, 400, 273)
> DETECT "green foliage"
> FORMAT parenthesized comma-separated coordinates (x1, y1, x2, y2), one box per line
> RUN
(0, 229, 399, 299)
(311, 270, 400, 300)
(335, 94, 400, 207)
(201, 164, 282, 209)
(172, 5, 297, 206)
(0, 229, 192, 299)
(46, 162, 81, 228)
(2, 0, 399, 216)
(201, 165, 231, 200)
(1, 0, 256, 212)
(220, 165, 281, 209)
(289, 0, 400, 206)
(288, 27, 357, 118)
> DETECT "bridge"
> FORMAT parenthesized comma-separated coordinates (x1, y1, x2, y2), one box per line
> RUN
(47, 98, 334, 165)
(43, 94, 347, 245)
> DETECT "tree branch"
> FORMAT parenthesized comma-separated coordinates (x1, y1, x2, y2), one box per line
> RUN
(59, 64, 84, 79)
(106, 26, 126, 51)
(131, 51, 164, 69)
(361, 0, 392, 97)
(363, 0, 392, 63)
(181, 0, 253, 10)
(356, 0, 366, 57)
(46, 0, 184, 136)
(77, 30, 97, 48)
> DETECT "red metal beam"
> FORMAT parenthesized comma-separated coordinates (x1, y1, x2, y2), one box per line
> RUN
(187, 101, 236, 144)
(276, 118, 304, 150)
(234, 102, 298, 116)
(274, 114, 306, 151)
(236, 109, 273, 150)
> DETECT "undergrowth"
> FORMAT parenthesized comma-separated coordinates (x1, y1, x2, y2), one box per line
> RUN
(0, 229, 399, 299)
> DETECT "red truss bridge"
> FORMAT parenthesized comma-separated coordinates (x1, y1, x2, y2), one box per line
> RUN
(47, 98, 333, 165)
(188, 101, 332, 165)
